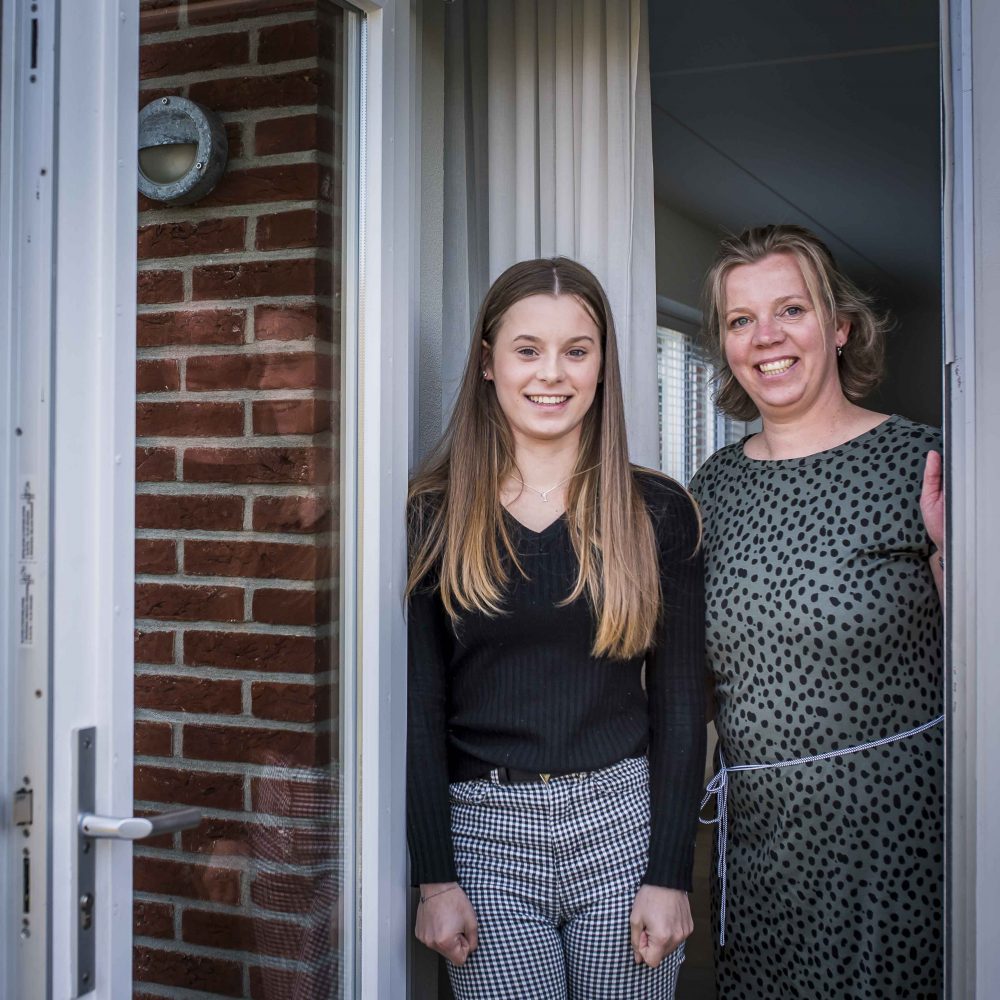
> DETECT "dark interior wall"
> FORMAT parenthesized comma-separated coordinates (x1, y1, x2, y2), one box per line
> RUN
(870, 301, 943, 427)
(650, 0, 942, 430)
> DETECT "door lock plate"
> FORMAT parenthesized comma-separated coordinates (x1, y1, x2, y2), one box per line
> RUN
(13, 788, 33, 826)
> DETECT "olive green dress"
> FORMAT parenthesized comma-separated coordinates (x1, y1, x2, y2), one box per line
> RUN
(690, 415, 943, 1000)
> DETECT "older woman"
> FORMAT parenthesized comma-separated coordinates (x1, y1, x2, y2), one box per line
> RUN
(690, 225, 943, 1000)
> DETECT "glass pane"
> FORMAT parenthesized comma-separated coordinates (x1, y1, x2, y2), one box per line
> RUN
(133, 3, 358, 997)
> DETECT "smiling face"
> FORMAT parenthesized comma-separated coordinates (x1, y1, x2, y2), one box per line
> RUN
(723, 252, 850, 423)
(484, 292, 603, 451)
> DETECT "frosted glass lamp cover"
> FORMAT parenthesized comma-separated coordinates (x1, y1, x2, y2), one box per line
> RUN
(137, 97, 228, 206)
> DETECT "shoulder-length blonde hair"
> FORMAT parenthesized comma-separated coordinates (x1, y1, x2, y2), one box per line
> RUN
(407, 257, 660, 660)
(702, 224, 890, 421)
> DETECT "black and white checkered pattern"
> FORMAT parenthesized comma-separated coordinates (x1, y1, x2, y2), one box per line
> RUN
(447, 756, 684, 999)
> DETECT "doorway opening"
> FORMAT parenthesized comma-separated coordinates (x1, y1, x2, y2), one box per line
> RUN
(649, 2, 942, 994)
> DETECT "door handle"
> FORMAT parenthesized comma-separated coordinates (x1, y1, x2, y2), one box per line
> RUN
(79, 806, 202, 840)
(73, 727, 204, 996)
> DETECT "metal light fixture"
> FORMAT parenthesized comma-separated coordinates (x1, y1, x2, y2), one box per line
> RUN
(137, 96, 228, 206)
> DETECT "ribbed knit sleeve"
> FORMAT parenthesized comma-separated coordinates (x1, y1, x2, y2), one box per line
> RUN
(642, 478, 707, 890)
(406, 574, 456, 886)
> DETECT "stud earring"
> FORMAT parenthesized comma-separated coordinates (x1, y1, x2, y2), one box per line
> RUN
(482, 370, 489, 379)
(836, 345, 844, 358)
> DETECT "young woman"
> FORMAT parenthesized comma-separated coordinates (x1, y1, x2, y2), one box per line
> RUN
(406, 257, 706, 998)
(691, 225, 944, 999)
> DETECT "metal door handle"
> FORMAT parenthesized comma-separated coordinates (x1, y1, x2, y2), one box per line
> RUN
(78, 806, 202, 840)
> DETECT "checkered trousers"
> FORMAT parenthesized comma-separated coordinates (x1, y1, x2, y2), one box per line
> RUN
(446, 755, 684, 1000)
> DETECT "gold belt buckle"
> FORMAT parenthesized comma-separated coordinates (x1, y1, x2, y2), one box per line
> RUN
(539, 773, 551, 784)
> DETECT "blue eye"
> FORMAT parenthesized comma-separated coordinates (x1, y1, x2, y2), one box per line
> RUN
(567, 348, 587, 358)
(729, 316, 751, 330)
(516, 347, 538, 357)
(783, 305, 804, 318)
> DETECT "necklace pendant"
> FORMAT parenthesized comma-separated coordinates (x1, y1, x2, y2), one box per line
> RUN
(540, 491, 550, 502)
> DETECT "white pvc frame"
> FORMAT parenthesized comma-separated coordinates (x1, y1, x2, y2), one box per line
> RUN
(0, 0, 58, 995)
(47, 0, 139, 995)
(944, 0, 1000, 993)
(351, 1, 416, 995)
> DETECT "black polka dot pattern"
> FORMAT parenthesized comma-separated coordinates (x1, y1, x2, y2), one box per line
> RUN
(690, 415, 943, 1000)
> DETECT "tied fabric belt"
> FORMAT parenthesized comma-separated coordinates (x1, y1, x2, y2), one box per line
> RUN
(699, 714, 944, 947)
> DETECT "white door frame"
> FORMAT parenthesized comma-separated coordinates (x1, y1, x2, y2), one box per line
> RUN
(944, 0, 1000, 995)
(0, 0, 417, 996)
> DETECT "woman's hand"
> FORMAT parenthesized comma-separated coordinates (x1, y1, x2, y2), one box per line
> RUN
(920, 450, 945, 552)
(920, 450, 945, 599)
(629, 885, 693, 968)
(415, 883, 479, 966)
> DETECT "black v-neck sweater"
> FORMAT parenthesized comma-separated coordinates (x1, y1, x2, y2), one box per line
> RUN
(406, 471, 706, 890)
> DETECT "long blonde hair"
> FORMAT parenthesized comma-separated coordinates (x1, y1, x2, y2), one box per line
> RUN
(407, 257, 662, 660)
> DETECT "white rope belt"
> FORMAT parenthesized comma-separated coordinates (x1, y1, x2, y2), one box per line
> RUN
(699, 714, 944, 947)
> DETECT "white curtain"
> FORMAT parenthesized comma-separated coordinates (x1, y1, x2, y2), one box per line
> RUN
(420, 0, 658, 465)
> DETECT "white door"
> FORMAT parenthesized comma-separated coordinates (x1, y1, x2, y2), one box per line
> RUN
(0, 1, 421, 997)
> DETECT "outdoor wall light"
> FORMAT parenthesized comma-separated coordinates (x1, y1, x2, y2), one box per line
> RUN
(138, 96, 228, 206)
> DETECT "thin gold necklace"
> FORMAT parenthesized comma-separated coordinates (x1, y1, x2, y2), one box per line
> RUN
(508, 464, 598, 502)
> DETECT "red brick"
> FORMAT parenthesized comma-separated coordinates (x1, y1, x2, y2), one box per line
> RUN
(187, 352, 331, 391)
(181, 815, 335, 865)
(135, 629, 174, 664)
(186, 0, 312, 25)
(251, 871, 323, 914)
(258, 20, 319, 64)
(135, 764, 243, 810)
(184, 447, 330, 485)
(137, 401, 244, 438)
(252, 494, 331, 533)
(186, 539, 328, 581)
(192, 258, 323, 300)
(184, 630, 326, 673)
(251, 775, 339, 819)
(136, 359, 180, 394)
(136, 447, 175, 482)
(184, 724, 322, 768)
(250, 964, 334, 999)
(254, 303, 332, 342)
(136, 538, 177, 575)
(134, 856, 241, 904)
(198, 162, 324, 208)
(252, 681, 328, 723)
(135, 720, 172, 757)
(135, 675, 243, 715)
(137, 270, 183, 305)
(255, 114, 320, 156)
(135, 583, 244, 622)
(182, 909, 305, 957)
(134, 900, 174, 940)
(225, 121, 244, 160)
(252, 399, 331, 436)
(140, 33, 250, 81)
(256, 209, 318, 251)
(136, 494, 244, 531)
(133, 945, 242, 996)
(138, 309, 245, 348)
(189, 69, 321, 113)
(252, 587, 330, 626)
(138, 217, 246, 260)
(139, 1, 180, 32)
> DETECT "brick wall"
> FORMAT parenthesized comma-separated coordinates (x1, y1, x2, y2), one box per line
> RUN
(134, 2, 344, 997)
